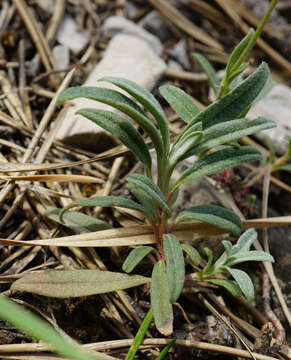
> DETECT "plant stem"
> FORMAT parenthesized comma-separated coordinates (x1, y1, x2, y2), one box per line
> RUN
(125, 309, 153, 360)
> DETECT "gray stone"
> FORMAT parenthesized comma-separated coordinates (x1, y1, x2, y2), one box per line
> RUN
(138, 10, 173, 43)
(168, 39, 191, 70)
(103, 16, 163, 56)
(52, 45, 70, 70)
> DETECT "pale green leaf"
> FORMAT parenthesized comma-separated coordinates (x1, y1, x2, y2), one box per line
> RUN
(226, 251, 274, 266)
(76, 108, 152, 171)
(45, 208, 111, 234)
(127, 184, 158, 222)
(194, 53, 220, 94)
(100, 77, 170, 153)
(150, 261, 173, 336)
(163, 234, 185, 303)
(229, 228, 257, 255)
(181, 243, 202, 266)
(203, 247, 214, 275)
(176, 205, 242, 236)
(226, 267, 254, 301)
(122, 246, 154, 273)
(204, 278, 242, 297)
(159, 85, 200, 123)
(11, 270, 149, 298)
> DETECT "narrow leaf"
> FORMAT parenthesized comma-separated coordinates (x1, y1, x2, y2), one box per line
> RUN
(151, 261, 173, 336)
(181, 243, 202, 266)
(11, 270, 149, 298)
(194, 53, 220, 94)
(159, 85, 200, 123)
(205, 278, 242, 297)
(164, 234, 185, 303)
(77, 108, 152, 171)
(226, 29, 255, 76)
(203, 247, 214, 275)
(100, 77, 170, 153)
(173, 147, 262, 189)
(127, 174, 172, 216)
(127, 184, 158, 222)
(122, 246, 154, 273)
(156, 340, 176, 360)
(226, 267, 254, 301)
(226, 251, 274, 266)
(229, 228, 257, 255)
(58, 86, 164, 159)
(45, 209, 111, 234)
(0, 296, 101, 360)
(176, 205, 242, 236)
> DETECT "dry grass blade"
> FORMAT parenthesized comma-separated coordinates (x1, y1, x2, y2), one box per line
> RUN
(0, 217, 290, 248)
(0, 174, 103, 183)
(148, 0, 223, 50)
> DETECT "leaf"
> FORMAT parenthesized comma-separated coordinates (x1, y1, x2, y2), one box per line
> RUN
(156, 340, 176, 360)
(204, 278, 242, 297)
(225, 267, 254, 301)
(226, 28, 255, 77)
(173, 147, 262, 189)
(225, 251, 274, 266)
(277, 164, 291, 172)
(203, 247, 214, 275)
(159, 85, 200, 123)
(57, 86, 164, 160)
(127, 184, 158, 222)
(229, 228, 257, 255)
(185, 117, 276, 158)
(71, 196, 148, 216)
(181, 243, 202, 266)
(150, 261, 173, 336)
(76, 108, 152, 172)
(122, 246, 154, 273)
(100, 77, 170, 153)
(45, 209, 111, 234)
(11, 270, 150, 298)
(0, 296, 102, 360)
(127, 174, 172, 216)
(253, 78, 276, 104)
(194, 53, 220, 94)
(186, 62, 269, 129)
(176, 205, 242, 236)
(163, 234, 185, 303)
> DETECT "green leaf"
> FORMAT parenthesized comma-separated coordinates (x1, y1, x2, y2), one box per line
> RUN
(194, 53, 220, 94)
(173, 147, 262, 189)
(204, 278, 242, 297)
(163, 234, 185, 303)
(150, 261, 173, 336)
(181, 243, 202, 266)
(0, 296, 103, 360)
(225, 251, 274, 266)
(127, 184, 158, 222)
(176, 205, 242, 236)
(185, 117, 276, 158)
(57, 86, 164, 160)
(11, 270, 149, 298)
(203, 247, 214, 275)
(278, 163, 291, 172)
(70, 196, 148, 216)
(125, 309, 153, 360)
(229, 228, 257, 256)
(155, 340, 176, 360)
(225, 267, 254, 301)
(76, 108, 152, 172)
(122, 246, 154, 273)
(253, 78, 276, 104)
(127, 174, 172, 216)
(186, 62, 269, 129)
(45, 208, 111, 234)
(159, 85, 200, 123)
(100, 77, 170, 154)
(226, 29, 255, 77)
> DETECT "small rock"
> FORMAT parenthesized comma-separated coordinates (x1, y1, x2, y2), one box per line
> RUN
(37, 0, 55, 13)
(168, 39, 191, 70)
(138, 10, 174, 43)
(103, 15, 163, 56)
(56, 16, 89, 54)
(52, 45, 70, 70)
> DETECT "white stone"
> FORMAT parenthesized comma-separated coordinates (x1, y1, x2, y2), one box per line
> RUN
(56, 33, 166, 150)
(56, 16, 89, 54)
(52, 45, 70, 70)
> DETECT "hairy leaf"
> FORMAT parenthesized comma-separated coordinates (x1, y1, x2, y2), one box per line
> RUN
(100, 77, 170, 153)
(204, 278, 242, 297)
(176, 205, 242, 236)
(173, 147, 262, 189)
(164, 234, 185, 303)
(11, 270, 149, 298)
(58, 86, 164, 159)
(127, 184, 157, 222)
(181, 243, 202, 266)
(225, 251, 274, 266)
(122, 246, 154, 273)
(150, 261, 173, 336)
(229, 228, 257, 255)
(127, 174, 172, 216)
(45, 208, 111, 234)
(76, 108, 152, 171)
(226, 267, 254, 301)
(194, 53, 220, 94)
(159, 85, 200, 123)
(203, 247, 214, 275)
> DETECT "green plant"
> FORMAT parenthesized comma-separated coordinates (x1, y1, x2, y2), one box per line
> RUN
(9, 1, 278, 351)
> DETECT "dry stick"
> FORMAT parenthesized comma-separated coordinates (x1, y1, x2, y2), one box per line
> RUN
(46, 0, 66, 45)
